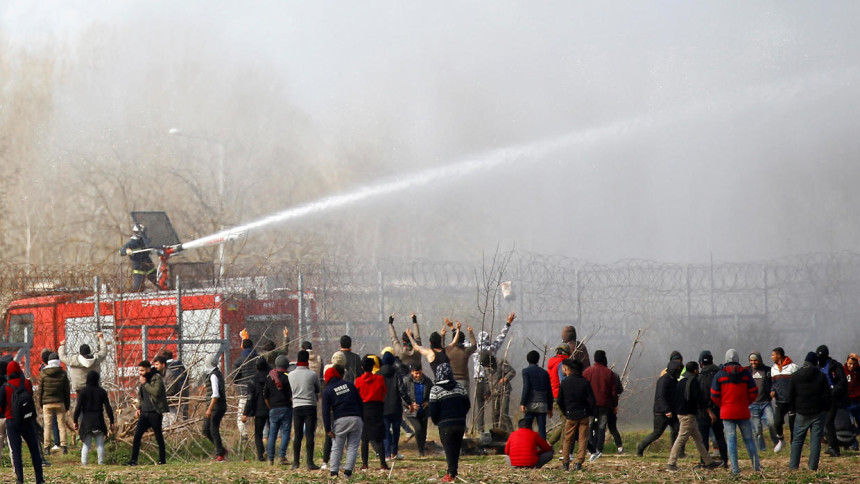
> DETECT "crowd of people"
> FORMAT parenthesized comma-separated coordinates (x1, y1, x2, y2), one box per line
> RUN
(1, 316, 858, 483)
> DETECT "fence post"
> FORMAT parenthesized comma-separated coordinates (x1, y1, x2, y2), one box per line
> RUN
(710, 254, 716, 325)
(141, 325, 148, 362)
(685, 266, 691, 325)
(298, 272, 305, 340)
(176, 275, 183, 360)
(94, 276, 101, 331)
(762, 265, 769, 320)
(575, 270, 582, 325)
(378, 271, 385, 324)
(322, 261, 328, 322)
(223, 323, 231, 372)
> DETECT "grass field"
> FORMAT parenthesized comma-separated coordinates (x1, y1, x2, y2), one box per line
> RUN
(6, 430, 858, 483)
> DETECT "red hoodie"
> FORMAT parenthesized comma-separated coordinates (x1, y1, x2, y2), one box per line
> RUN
(505, 427, 552, 467)
(1, 361, 33, 420)
(354, 372, 386, 403)
(547, 355, 566, 399)
(711, 363, 757, 420)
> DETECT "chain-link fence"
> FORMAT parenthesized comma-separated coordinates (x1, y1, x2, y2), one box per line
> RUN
(2, 250, 859, 439)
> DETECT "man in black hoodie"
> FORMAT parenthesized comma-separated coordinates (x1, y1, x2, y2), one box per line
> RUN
(557, 359, 594, 471)
(788, 352, 831, 471)
(696, 350, 727, 467)
(816, 345, 848, 457)
(667, 362, 723, 471)
(637, 360, 682, 456)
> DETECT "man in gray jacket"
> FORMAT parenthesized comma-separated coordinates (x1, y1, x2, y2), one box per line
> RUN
(59, 333, 108, 391)
(289, 350, 321, 470)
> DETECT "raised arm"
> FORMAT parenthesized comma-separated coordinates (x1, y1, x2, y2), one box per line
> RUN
(388, 314, 404, 353)
(410, 313, 422, 344)
(406, 329, 434, 361)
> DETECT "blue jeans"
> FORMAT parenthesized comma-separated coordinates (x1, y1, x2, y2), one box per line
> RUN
(723, 419, 760, 474)
(523, 412, 548, 440)
(789, 411, 825, 470)
(847, 402, 860, 428)
(383, 413, 402, 457)
(268, 406, 293, 459)
(749, 402, 778, 451)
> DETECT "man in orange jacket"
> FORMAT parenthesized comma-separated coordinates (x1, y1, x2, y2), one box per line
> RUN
(505, 418, 553, 468)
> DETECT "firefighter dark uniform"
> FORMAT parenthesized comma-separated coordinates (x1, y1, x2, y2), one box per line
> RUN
(120, 226, 157, 292)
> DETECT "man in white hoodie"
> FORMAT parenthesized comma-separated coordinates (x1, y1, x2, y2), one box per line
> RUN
(59, 333, 108, 392)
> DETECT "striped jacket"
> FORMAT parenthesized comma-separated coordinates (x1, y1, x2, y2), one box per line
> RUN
(770, 356, 797, 404)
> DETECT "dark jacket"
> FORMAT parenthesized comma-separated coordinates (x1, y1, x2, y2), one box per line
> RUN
(583, 362, 616, 408)
(610, 370, 625, 407)
(322, 376, 363, 432)
(789, 362, 832, 416)
(520, 364, 552, 410)
(561, 326, 590, 369)
(379, 363, 403, 416)
(654, 361, 682, 414)
(400, 373, 432, 417)
(263, 368, 292, 409)
(819, 357, 849, 406)
(163, 359, 189, 398)
(74, 371, 114, 436)
(746, 360, 773, 405)
(38, 365, 71, 409)
(428, 380, 470, 429)
(674, 373, 701, 416)
(557, 373, 595, 420)
(139, 369, 169, 414)
(341, 350, 363, 383)
(233, 348, 259, 395)
(244, 366, 270, 418)
(698, 364, 721, 416)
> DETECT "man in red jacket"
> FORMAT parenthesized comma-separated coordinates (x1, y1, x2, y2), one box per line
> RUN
(354, 357, 389, 471)
(505, 418, 553, 468)
(846, 353, 860, 444)
(582, 350, 616, 461)
(711, 349, 760, 477)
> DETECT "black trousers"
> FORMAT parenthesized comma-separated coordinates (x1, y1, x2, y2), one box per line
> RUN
(439, 425, 465, 477)
(253, 415, 268, 461)
(131, 411, 166, 463)
(293, 405, 317, 466)
(7, 419, 44, 484)
(203, 407, 226, 456)
(697, 414, 728, 463)
(607, 408, 623, 448)
(405, 414, 429, 455)
(636, 413, 679, 455)
(773, 400, 795, 440)
(825, 402, 841, 453)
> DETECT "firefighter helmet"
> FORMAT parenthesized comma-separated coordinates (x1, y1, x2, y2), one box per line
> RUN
(132, 223, 146, 235)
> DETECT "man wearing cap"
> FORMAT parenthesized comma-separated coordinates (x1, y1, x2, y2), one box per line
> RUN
(38, 352, 71, 455)
(265, 355, 293, 465)
(815, 345, 848, 457)
(788, 352, 830, 470)
(203, 353, 228, 462)
(697, 350, 728, 467)
(845, 353, 860, 436)
(710, 349, 759, 476)
(545, 345, 571, 449)
(322, 365, 363, 479)
(59, 333, 108, 392)
(769, 346, 797, 452)
(746, 351, 778, 452)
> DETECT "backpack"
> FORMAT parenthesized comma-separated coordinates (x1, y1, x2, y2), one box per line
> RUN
(4, 380, 36, 425)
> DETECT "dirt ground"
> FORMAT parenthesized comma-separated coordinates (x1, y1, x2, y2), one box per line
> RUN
(19, 440, 860, 484)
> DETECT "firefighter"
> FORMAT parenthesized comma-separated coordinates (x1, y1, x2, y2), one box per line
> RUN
(119, 224, 157, 292)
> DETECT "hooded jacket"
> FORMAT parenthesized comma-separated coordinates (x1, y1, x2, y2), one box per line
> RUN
(711, 362, 757, 420)
(674, 373, 701, 416)
(0, 361, 33, 420)
(163, 359, 189, 398)
(561, 326, 590, 369)
(379, 359, 404, 416)
(321, 374, 363, 432)
(654, 361, 682, 414)
(818, 356, 848, 406)
(38, 364, 71, 409)
(745, 352, 772, 405)
(469, 323, 511, 380)
(428, 363, 470, 429)
(789, 362, 831, 416)
(557, 370, 595, 420)
(243, 358, 270, 418)
(770, 356, 797, 404)
(139, 368, 169, 414)
(547, 354, 567, 399)
(74, 370, 114, 436)
(59, 337, 108, 391)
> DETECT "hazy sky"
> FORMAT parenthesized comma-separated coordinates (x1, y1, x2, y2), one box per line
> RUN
(3, 1, 859, 264)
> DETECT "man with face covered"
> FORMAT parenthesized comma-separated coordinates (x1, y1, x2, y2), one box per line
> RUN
(636, 360, 682, 456)
(815, 345, 848, 457)
(470, 313, 513, 433)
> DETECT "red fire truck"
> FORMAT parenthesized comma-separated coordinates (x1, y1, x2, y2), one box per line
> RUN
(0, 283, 317, 384)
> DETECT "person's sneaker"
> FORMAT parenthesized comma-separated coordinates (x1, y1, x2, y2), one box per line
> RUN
(321, 462, 328, 470)
(214, 455, 226, 462)
(278, 456, 289, 465)
(292, 463, 300, 470)
(268, 460, 275, 466)
(44, 446, 51, 456)
(123, 461, 138, 466)
(616, 447, 625, 455)
(380, 464, 390, 471)
(343, 470, 353, 478)
(825, 447, 840, 457)
(307, 464, 321, 471)
(51, 445, 61, 453)
(394, 453, 404, 460)
(851, 441, 859, 452)
(589, 451, 602, 462)
(636, 451, 644, 457)
(441, 474, 455, 482)
(573, 463, 582, 471)
(360, 465, 368, 471)
(62, 446, 69, 455)
(707, 460, 724, 469)
(157, 460, 167, 465)
(330, 471, 338, 478)
(562, 462, 570, 471)
(666, 464, 678, 471)
(774, 439, 785, 453)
